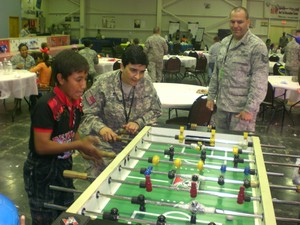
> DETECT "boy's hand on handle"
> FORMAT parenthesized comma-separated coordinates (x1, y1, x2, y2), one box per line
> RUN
(79, 135, 102, 159)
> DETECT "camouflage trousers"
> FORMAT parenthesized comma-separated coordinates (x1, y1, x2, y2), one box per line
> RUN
(23, 154, 74, 225)
(211, 109, 258, 132)
(147, 60, 164, 82)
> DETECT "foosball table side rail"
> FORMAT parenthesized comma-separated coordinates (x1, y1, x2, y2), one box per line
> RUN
(67, 126, 152, 215)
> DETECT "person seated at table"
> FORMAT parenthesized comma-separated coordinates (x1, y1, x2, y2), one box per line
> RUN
(11, 43, 36, 70)
(79, 45, 162, 176)
(78, 39, 99, 85)
(29, 52, 52, 109)
(30, 52, 52, 88)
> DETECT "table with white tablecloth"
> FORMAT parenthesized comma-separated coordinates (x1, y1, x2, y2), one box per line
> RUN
(0, 70, 38, 99)
(95, 57, 120, 75)
(153, 82, 207, 109)
(268, 75, 300, 104)
(0, 70, 38, 121)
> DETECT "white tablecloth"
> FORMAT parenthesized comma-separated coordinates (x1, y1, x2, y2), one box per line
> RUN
(163, 55, 196, 68)
(268, 75, 300, 103)
(95, 57, 120, 74)
(0, 70, 38, 99)
(153, 82, 207, 108)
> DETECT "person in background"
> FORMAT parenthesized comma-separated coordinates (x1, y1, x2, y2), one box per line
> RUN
(144, 26, 168, 82)
(23, 49, 114, 225)
(20, 23, 31, 37)
(187, 29, 194, 43)
(78, 39, 99, 84)
(208, 36, 221, 80)
(278, 32, 289, 51)
(283, 30, 300, 82)
(172, 29, 181, 43)
(11, 43, 35, 70)
(79, 45, 162, 176)
(96, 29, 103, 39)
(40, 42, 50, 54)
(30, 52, 52, 88)
(206, 6, 269, 132)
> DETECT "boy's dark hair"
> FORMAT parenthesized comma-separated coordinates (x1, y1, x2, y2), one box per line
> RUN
(122, 45, 148, 67)
(36, 52, 51, 67)
(18, 43, 28, 51)
(52, 49, 89, 84)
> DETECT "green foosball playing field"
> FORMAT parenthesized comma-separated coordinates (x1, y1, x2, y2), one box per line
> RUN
(66, 126, 276, 225)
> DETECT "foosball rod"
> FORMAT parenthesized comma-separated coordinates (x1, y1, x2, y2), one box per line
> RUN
(147, 132, 286, 149)
(85, 210, 171, 225)
(142, 139, 298, 159)
(129, 155, 284, 177)
(98, 192, 264, 220)
(108, 177, 260, 201)
(138, 146, 299, 169)
(137, 146, 255, 163)
(44, 201, 169, 225)
(119, 166, 257, 187)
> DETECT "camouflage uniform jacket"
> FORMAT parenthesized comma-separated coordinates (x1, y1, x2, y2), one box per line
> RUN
(144, 34, 168, 63)
(80, 70, 162, 138)
(207, 30, 269, 113)
(283, 39, 300, 75)
(78, 47, 98, 75)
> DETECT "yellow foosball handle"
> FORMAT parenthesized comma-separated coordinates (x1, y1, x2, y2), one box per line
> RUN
(63, 170, 89, 180)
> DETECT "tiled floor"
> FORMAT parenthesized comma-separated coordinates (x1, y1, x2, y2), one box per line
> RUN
(0, 91, 300, 225)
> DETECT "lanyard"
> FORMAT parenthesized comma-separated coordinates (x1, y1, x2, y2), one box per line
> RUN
(223, 36, 233, 65)
(119, 73, 135, 123)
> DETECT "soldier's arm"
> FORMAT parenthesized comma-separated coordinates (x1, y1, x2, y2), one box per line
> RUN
(134, 82, 162, 128)
(80, 87, 107, 136)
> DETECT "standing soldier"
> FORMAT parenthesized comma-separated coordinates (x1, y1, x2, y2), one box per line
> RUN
(144, 26, 168, 82)
(206, 6, 269, 132)
(283, 30, 300, 82)
(79, 45, 162, 175)
(79, 39, 99, 84)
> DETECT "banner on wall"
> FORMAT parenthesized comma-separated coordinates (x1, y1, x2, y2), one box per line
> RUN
(265, 2, 299, 19)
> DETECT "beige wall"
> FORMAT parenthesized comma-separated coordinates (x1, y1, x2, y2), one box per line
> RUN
(32, 0, 300, 46)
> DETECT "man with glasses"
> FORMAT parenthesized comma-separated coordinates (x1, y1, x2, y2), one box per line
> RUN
(206, 6, 269, 132)
(79, 45, 162, 175)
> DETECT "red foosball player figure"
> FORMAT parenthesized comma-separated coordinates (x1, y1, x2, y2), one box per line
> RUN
(145, 175, 152, 192)
(237, 186, 245, 204)
(190, 181, 198, 198)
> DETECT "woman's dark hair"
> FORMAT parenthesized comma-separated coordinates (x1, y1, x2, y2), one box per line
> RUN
(18, 43, 28, 51)
(122, 45, 148, 67)
(51, 49, 89, 84)
(36, 52, 51, 67)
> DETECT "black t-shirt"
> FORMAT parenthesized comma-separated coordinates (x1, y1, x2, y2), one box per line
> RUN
(28, 90, 83, 159)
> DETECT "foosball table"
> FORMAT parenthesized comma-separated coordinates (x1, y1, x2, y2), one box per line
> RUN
(53, 126, 282, 225)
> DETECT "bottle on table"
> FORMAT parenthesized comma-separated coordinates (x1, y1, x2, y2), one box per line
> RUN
(0, 62, 3, 75)
(3, 58, 7, 73)
(6, 60, 13, 74)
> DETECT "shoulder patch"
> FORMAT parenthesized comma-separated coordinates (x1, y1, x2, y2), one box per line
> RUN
(85, 90, 96, 105)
